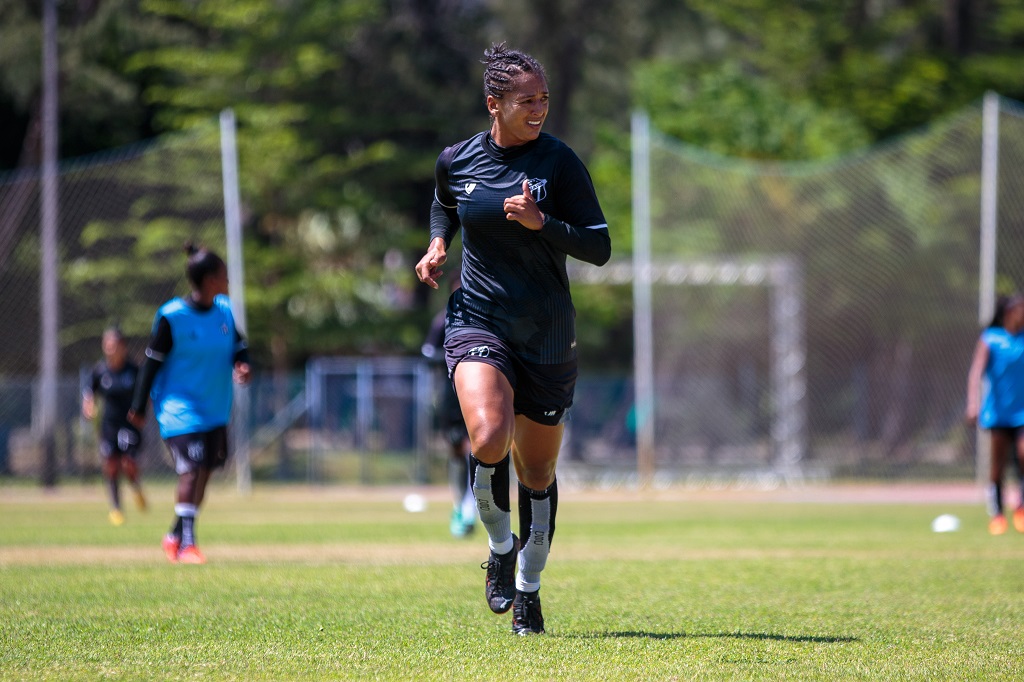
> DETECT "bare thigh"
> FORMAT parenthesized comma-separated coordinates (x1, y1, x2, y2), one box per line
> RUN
(453, 361, 515, 464)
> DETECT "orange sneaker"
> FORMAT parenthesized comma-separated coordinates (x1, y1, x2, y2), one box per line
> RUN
(108, 509, 125, 527)
(177, 545, 207, 565)
(1014, 507, 1024, 533)
(989, 514, 1008, 536)
(162, 534, 180, 563)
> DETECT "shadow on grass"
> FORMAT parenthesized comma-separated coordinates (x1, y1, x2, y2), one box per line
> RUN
(568, 631, 858, 643)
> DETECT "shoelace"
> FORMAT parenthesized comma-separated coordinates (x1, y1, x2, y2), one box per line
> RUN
(481, 557, 511, 588)
(514, 596, 542, 629)
(481, 552, 513, 580)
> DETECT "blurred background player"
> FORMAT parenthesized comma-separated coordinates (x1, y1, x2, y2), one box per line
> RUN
(81, 326, 147, 526)
(965, 293, 1024, 535)
(128, 242, 251, 564)
(422, 272, 476, 538)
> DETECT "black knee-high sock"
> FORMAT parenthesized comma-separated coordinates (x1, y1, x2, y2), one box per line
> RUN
(470, 454, 513, 552)
(987, 482, 1003, 517)
(517, 479, 558, 593)
(175, 503, 197, 547)
(107, 476, 121, 510)
(1016, 461, 1024, 510)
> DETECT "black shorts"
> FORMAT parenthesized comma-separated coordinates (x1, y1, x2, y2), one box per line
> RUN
(99, 422, 141, 459)
(164, 426, 229, 475)
(439, 381, 467, 446)
(444, 328, 577, 427)
(990, 425, 1024, 440)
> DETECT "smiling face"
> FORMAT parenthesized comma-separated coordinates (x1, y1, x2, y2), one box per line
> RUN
(487, 71, 549, 148)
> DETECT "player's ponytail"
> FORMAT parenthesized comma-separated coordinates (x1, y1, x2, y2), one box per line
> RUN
(183, 241, 226, 289)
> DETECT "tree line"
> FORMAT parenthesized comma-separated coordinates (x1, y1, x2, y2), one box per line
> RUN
(2, 0, 1022, 375)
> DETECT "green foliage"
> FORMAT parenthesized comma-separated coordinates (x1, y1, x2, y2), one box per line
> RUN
(57, 123, 227, 355)
(4, 0, 1024, 369)
(0, 0, 190, 160)
(635, 60, 870, 161)
(121, 0, 489, 364)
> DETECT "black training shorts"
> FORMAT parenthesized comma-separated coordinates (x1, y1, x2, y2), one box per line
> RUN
(164, 426, 229, 475)
(444, 328, 577, 427)
(99, 422, 141, 459)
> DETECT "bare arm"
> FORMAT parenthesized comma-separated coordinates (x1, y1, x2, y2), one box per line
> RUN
(965, 337, 990, 425)
(415, 237, 449, 290)
(81, 391, 95, 420)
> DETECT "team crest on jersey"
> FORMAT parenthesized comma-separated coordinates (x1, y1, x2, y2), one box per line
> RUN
(527, 178, 548, 202)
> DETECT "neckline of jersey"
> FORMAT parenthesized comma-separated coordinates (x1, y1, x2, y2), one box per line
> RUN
(481, 131, 542, 162)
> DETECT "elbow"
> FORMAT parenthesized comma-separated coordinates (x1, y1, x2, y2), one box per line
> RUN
(589, 233, 612, 266)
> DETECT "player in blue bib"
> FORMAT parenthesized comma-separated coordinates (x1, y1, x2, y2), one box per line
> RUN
(129, 242, 250, 564)
(966, 294, 1024, 535)
(415, 43, 610, 635)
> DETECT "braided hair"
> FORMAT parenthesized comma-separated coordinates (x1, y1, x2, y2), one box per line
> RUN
(183, 240, 226, 289)
(481, 42, 547, 109)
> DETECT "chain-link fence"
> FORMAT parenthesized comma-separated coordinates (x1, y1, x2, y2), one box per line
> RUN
(572, 95, 1024, 486)
(3, 99, 1024, 487)
(0, 122, 225, 482)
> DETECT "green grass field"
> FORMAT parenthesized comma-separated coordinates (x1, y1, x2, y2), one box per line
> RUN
(2, 481, 1022, 681)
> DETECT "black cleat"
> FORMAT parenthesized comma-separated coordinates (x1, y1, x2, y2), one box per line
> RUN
(511, 589, 545, 635)
(481, 534, 519, 614)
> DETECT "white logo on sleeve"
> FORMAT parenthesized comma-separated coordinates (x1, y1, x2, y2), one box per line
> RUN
(465, 182, 477, 194)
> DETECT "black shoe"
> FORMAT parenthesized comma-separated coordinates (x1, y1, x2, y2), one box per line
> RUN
(481, 534, 519, 614)
(512, 589, 545, 635)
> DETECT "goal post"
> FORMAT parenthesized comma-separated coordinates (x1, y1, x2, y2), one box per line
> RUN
(569, 257, 807, 482)
(594, 102, 1024, 486)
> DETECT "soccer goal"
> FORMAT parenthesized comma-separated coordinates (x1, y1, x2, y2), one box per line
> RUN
(571, 104, 1024, 486)
(569, 256, 806, 486)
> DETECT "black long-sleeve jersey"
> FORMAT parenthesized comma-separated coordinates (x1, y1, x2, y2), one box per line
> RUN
(430, 131, 610, 364)
(89, 360, 139, 432)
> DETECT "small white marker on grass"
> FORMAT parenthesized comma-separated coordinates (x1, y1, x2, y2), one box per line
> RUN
(403, 493, 427, 513)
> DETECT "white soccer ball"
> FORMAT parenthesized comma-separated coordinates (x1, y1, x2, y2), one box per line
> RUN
(403, 493, 427, 513)
(931, 514, 960, 533)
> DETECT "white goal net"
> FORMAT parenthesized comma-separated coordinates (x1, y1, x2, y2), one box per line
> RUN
(568, 98, 1024, 485)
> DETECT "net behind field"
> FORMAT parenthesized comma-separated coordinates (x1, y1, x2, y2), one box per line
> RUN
(628, 100, 1024, 481)
(4, 102, 1024, 486)
(0, 124, 227, 478)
